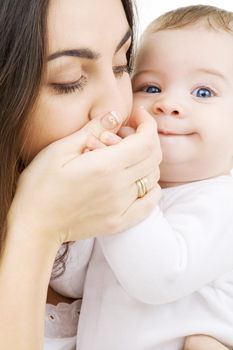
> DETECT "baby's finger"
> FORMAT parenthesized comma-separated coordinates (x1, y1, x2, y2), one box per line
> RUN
(86, 135, 106, 151)
(100, 131, 122, 146)
(118, 126, 135, 138)
(51, 111, 123, 156)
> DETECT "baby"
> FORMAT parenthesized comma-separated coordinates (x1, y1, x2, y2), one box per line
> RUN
(48, 5, 233, 350)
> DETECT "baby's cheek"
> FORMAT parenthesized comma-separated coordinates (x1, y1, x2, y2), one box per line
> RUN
(132, 93, 144, 109)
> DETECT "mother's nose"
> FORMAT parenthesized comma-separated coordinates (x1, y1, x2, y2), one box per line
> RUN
(89, 77, 131, 122)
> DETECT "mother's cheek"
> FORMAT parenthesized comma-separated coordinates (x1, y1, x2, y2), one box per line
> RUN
(21, 95, 88, 161)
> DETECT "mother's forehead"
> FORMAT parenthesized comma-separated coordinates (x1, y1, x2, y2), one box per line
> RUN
(47, 0, 129, 53)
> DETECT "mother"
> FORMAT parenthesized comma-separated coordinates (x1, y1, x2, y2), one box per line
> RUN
(0, 0, 229, 350)
(0, 0, 161, 348)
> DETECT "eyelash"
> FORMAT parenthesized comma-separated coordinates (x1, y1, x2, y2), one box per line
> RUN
(50, 76, 87, 95)
(137, 84, 161, 94)
(191, 85, 217, 98)
(51, 64, 132, 95)
(113, 64, 133, 77)
(133, 84, 218, 99)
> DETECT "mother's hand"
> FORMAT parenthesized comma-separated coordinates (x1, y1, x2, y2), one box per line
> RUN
(8, 107, 161, 245)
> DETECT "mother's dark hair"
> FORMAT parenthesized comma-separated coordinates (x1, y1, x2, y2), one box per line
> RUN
(0, 0, 48, 254)
(0, 0, 136, 263)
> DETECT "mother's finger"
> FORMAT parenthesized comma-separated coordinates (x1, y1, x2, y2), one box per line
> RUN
(125, 152, 160, 184)
(130, 170, 159, 203)
(117, 185, 162, 233)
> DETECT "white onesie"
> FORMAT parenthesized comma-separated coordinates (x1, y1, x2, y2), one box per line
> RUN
(48, 175, 233, 350)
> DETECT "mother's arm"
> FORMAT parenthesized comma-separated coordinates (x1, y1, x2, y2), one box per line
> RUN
(0, 108, 160, 350)
(0, 224, 60, 350)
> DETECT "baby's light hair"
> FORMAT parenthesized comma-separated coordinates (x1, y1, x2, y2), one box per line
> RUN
(142, 5, 233, 38)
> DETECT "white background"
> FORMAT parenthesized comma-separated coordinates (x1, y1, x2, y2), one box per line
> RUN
(136, 0, 233, 36)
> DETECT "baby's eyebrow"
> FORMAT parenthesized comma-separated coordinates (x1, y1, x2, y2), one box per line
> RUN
(131, 69, 159, 80)
(196, 68, 226, 81)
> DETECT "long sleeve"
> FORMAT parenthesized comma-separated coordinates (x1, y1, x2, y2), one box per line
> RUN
(98, 176, 233, 304)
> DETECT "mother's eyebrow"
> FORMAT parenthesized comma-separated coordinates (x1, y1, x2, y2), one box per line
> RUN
(48, 48, 99, 61)
(48, 28, 132, 62)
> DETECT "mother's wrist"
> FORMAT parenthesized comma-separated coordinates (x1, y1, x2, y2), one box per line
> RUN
(6, 208, 61, 257)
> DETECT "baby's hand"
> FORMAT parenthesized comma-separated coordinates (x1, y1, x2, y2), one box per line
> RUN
(85, 132, 122, 152)
(85, 126, 135, 151)
(117, 126, 136, 139)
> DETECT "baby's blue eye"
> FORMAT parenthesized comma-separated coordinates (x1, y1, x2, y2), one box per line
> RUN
(143, 85, 161, 94)
(192, 87, 215, 98)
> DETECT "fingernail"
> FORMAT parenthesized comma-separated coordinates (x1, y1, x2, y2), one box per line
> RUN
(101, 111, 122, 130)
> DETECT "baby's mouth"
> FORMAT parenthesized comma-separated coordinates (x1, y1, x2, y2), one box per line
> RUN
(158, 129, 195, 136)
(159, 130, 178, 136)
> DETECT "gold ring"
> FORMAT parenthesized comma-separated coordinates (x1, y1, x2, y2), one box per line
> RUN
(136, 177, 148, 198)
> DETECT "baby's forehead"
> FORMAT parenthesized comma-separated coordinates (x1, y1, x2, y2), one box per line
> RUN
(133, 27, 233, 81)
(137, 23, 233, 55)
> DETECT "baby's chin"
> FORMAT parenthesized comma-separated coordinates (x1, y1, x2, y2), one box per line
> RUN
(159, 166, 232, 189)
(159, 176, 195, 189)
